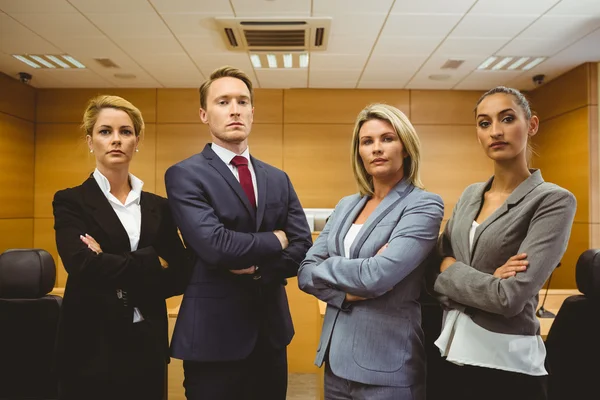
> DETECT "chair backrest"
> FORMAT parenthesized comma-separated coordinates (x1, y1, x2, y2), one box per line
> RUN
(0, 249, 62, 400)
(545, 249, 600, 400)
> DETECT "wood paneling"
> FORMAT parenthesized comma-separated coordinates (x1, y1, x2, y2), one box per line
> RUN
(155, 123, 283, 196)
(284, 124, 357, 208)
(286, 278, 320, 373)
(410, 90, 484, 125)
(529, 64, 594, 122)
(34, 123, 157, 218)
(36, 89, 157, 123)
(551, 222, 589, 289)
(416, 124, 493, 219)
(0, 72, 36, 121)
(283, 89, 410, 124)
(0, 219, 33, 253)
(0, 113, 34, 218)
(533, 107, 590, 223)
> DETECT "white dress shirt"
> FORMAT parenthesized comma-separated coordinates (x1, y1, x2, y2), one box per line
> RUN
(343, 224, 363, 258)
(211, 143, 259, 206)
(435, 220, 547, 376)
(93, 168, 145, 323)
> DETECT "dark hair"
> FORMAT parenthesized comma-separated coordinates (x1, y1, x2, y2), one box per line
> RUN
(199, 65, 253, 110)
(474, 86, 532, 119)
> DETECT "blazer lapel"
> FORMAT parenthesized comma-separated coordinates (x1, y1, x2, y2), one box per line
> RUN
(81, 177, 131, 252)
(253, 157, 267, 230)
(471, 169, 545, 259)
(202, 144, 256, 218)
(350, 179, 414, 259)
(138, 192, 159, 249)
(334, 196, 367, 257)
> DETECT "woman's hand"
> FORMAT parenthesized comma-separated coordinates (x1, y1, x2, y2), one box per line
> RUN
(493, 253, 528, 279)
(440, 256, 456, 273)
(80, 234, 102, 254)
(159, 256, 169, 269)
(345, 293, 367, 302)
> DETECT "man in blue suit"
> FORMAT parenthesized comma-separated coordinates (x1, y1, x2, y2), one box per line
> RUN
(165, 65, 312, 400)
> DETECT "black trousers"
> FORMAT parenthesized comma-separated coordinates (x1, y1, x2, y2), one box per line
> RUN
(183, 336, 288, 400)
(441, 359, 547, 400)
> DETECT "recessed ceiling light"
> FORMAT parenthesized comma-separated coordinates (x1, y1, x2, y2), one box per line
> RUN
(250, 54, 262, 68)
(522, 57, 546, 71)
(12, 54, 86, 69)
(477, 56, 498, 70)
(492, 57, 514, 70)
(478, 55, 547, 71)
(249, 52, 309, 69)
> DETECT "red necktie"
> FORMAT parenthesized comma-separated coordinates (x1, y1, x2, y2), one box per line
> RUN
(231, 156, 256, 209)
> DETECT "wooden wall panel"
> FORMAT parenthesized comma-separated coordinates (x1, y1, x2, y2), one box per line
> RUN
(551, 222, 589, 289)
(0, 219, 33, 253)
(283, 89, 410, 124)
(34, 124, 157, 218)
(0, 72, 36, 121)
(155, 123, 283, 196)
(410, 90, 484, 125)
(416, 125, 493, 219)
(286, 277, 320, 373)
(36, 89, 157, 123)
(0, 114, 34, 218)
(528, 64, 593, 122)
(533, 108, 590, 223)
(284, 124, 357, 208)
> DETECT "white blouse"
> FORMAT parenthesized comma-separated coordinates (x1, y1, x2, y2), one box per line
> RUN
(343, 224, 363, 258)
(435, 220, 547, 376)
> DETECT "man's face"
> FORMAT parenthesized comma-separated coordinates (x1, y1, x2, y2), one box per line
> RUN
(200, 77, 254, 147)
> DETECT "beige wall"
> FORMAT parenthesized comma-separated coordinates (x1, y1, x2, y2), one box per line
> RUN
(0, 73, 36, 253)
(528, 62, 599, 289)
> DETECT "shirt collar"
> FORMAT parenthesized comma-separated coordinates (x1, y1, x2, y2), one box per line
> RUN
(211, 142, 251, 166)
(93, 168, 144, 206)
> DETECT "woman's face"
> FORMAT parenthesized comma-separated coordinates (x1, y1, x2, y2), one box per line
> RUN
(475, 93, 538, 164)
(358, 118, 407, 181)
(87, 108, 139, 171)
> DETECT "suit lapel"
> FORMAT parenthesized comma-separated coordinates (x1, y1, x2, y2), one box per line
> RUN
(202, 144, 256, 218)
(350, 179, 414, 258)
(81, 177, 131, 252)
(470, 169, 545, 260)
(253, 157, 267, 230)
(138, 192, 159, 249)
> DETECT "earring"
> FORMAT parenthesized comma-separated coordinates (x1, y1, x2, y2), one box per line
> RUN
(90, 149, 93, 153)
(135, 148, 139, 152)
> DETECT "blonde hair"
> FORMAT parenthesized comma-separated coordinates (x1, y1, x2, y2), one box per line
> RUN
(351, 103, 424, 196)
(81, 95, 144, 137)
(199, 65, 254, 109)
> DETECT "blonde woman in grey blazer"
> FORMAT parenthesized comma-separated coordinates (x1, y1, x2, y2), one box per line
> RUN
(433, 87, 576, 400)
(298, 104, 443, 400)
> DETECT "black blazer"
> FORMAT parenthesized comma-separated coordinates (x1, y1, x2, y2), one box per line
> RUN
(52, 176, 193, 380)
(165, 144, 313, 362)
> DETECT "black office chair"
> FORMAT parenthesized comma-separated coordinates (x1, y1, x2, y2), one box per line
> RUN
(545, 249, 600, 400)
(0, 249, 62, 400)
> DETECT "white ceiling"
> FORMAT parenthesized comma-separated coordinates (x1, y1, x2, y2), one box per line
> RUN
(0, 0, 599, 90)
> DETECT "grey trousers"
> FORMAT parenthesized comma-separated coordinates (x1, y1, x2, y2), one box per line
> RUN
(324, 363, 424, 400)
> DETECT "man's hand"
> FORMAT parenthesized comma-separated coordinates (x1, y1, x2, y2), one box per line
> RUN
(345, 293, 367, 302)
(494, 253, 528, 279)
(230, 266, 257, 275)
(273, 230, 289, 250)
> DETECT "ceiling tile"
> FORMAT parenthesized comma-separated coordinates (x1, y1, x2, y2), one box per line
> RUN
(359, 68, 415, 83)
(0, 14, 62, 54)
(160, 13, 230, 36)
(313, 0, 393, 16)
(390, 0, 476, 14)
(357, 79, 409, 89)
(499, 37, 576, 57)
(435, 37, 510, 56)
(0, 0, 76, 14)
(115, 36, 184, 56)
(325, 34, 377, 54)
(451, 15, 538, 37)
(68, 0, 154, 14)
(469, 0, 559, 15)
(327, 13, 388, 36)
(309, 69, 361, 82)
(373, 36, 444, 56)
(518, 15, 600, 40)
(454, 70, 524, 90)
(405, 79, 456, 89)
(255, 69, 307, 88)
(365, 54, 428, 71)
(230, 0, 310, 17)
(309, 54, 368, 70)
(150, 0, 232, 14)
(178, 34, 229, 55)
(382, 14, 463, 36)
(547, 0, 600, 16)
(85, 13, 172, 37)
(9, 12, 103, 38)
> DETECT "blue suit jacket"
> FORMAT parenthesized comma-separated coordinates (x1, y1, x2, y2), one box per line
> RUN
(165, 144, 312, 362)
(298, 179, 443, 387)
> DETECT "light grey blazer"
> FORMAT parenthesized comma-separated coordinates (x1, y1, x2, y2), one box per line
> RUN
(298, 179, 444, 387)
(434, 169, 576, 336)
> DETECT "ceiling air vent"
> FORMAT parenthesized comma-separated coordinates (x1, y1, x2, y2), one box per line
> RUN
(215, 17, 331, 51)
(441, 59, 465, 69)
(94, 58, 119, 68)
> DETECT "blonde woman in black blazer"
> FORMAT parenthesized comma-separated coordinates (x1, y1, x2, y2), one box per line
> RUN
(53, 95, 192, 400)
(433, 87, 576, 400)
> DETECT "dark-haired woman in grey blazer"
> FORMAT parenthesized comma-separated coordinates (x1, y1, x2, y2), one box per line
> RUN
(299, 103, 443, 400)
(433, 86, 576, 400)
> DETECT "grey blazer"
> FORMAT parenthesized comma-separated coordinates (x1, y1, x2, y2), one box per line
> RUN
(298, 179, 444, 387)
(434, 169, 576, 336)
